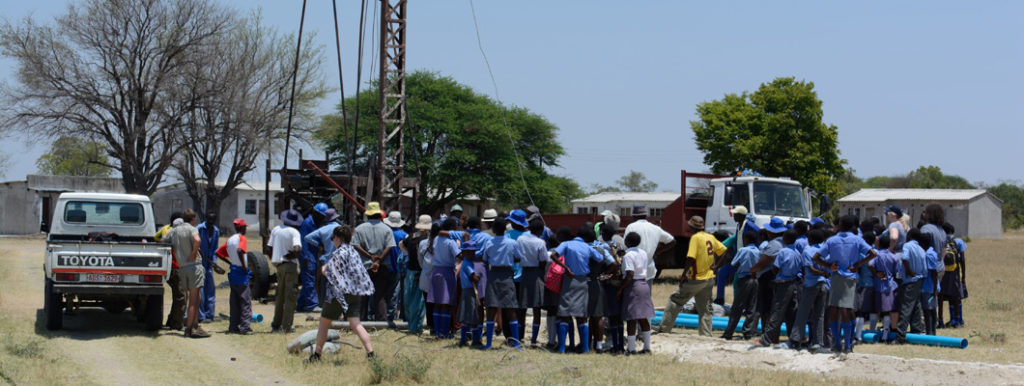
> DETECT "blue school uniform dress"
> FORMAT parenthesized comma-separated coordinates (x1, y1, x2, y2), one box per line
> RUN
(482, 235, 521, 309)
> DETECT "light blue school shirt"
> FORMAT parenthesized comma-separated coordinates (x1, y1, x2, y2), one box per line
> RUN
(732, 244, 760, 279)
(431, 237, 460, 268)
(517, 233, 549, 267)
(817, 232, 873, 279)
(794, 236, 808, 254)
(755, 237, 783, 278)
(901, 240, 926, 283)
(554, 237, 605, 276)
(773, 245, 803, 282)
(481, 235, 521, 268)
(801, 244, 829, 288)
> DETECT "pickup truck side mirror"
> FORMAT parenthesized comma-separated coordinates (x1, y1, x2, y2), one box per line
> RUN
(819, 194, 832, 214)
(40, 221, 50, 234)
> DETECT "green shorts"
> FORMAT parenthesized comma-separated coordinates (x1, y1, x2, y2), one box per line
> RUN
(321, 295, 362, 320)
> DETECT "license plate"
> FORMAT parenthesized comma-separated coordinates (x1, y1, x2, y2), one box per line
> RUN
(85, 274, 121, 283)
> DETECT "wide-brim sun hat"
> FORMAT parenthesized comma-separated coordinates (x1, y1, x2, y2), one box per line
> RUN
(415, 214, 432, 230)
(280, 209, 303, 227)
(506, 209, 528, 228)
(364, 202, 382, 217)
(383, 211, 404, 227)
(764, 216, 788, 233)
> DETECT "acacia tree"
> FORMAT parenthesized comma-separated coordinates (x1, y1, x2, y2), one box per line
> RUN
(0, 0, 232, 194)
(173, 15, 327, 218)
(691, 77, 847, 196)
(319, 71, 581, 214)
(36, 136, 112, 177)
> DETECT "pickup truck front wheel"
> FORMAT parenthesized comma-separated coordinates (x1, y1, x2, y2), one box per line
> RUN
(144, 294, 163, 331)
(44, 279, 63, 330)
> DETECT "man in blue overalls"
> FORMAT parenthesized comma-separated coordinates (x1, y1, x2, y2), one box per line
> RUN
(196, 212, 220, 322)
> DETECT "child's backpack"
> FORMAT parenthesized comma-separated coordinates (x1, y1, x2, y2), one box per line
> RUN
(943, 238, 959, 268)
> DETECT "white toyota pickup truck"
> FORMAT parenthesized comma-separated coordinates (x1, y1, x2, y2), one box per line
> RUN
(43, 192, 172, 331)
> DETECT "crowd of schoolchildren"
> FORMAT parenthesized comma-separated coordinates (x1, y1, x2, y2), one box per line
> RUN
(157, 198, 968, 362)
(713, 203, 968, 356)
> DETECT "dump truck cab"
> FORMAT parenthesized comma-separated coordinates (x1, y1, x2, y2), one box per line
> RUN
(703, 175, 814, 234)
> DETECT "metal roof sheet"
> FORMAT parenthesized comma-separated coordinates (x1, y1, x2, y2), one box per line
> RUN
(838, 189, 988, 203)
(572, 192, 681, 204)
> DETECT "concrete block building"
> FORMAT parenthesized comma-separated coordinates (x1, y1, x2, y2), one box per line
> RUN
(838, 189, 1002, 239)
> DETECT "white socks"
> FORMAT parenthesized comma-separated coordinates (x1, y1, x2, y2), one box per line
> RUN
(595, 341, 604, 350)
(627, 335, 637, 352)
(855, 317, 864, 340)
(640, 331, 651, 351)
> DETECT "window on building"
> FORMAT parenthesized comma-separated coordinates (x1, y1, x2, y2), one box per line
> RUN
(649, 208, 665, 217)
(590, 206, 598, 214)
(245, 199, 257, 215)
(577, 207, 588, 214)
(620, 207, 631, 217)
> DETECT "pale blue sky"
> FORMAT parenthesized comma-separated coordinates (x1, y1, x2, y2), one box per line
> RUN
(2, 1, 1022, 191)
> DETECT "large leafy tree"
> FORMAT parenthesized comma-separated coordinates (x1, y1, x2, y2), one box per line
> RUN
(36, 136, 113, 177)
(691, 77, 846, 196)
(318, 71, 581, 214)
(0, 0, 233, 194)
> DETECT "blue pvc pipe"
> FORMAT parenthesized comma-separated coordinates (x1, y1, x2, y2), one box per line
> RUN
(252, 313, 264, 323)
(867, 330, 967, 349)
(653, 312, 881, 344)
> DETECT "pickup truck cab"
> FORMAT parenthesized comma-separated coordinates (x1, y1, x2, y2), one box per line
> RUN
(43, 192, 172, 331)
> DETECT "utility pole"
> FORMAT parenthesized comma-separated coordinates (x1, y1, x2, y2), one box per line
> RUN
(376, 0, 407, 211)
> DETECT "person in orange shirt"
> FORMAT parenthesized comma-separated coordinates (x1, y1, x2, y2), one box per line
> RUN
(655, 216, 727, 336)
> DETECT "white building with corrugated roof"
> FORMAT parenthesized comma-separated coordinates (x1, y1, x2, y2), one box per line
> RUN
(571, 192, 681, 218)
(838, 189, 1002, 238)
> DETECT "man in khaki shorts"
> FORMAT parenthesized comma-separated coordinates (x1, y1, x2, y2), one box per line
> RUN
(167, 209, 209, 338)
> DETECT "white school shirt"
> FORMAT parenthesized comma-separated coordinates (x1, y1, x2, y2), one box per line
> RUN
(621, 247, 649, 281)
(268, 225, 302, 264)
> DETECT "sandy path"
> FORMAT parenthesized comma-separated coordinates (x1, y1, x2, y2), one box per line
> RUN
(653, 333, 1024, 385)
(0, 237, 293, 385)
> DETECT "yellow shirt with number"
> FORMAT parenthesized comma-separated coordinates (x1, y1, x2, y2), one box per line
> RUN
(687, 231, 727, 281)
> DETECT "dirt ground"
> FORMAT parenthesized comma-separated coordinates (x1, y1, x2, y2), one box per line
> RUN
(2, 234, 1024, 385)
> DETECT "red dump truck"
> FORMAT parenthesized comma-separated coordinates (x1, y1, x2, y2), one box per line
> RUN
(545, 170, 823, 276)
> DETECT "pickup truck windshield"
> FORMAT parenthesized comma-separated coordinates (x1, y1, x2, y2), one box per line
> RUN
(753, 182, 808, 218)
(64, 201, 145, 225)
